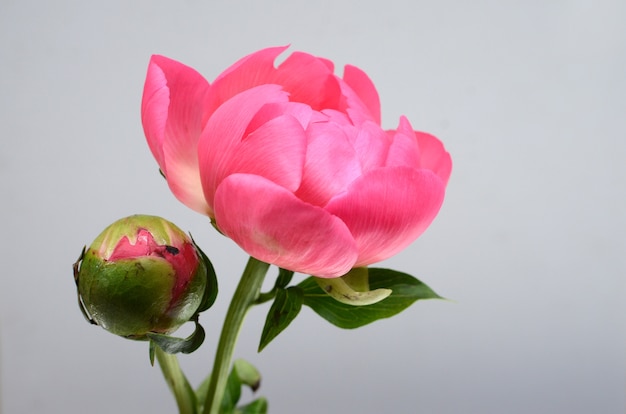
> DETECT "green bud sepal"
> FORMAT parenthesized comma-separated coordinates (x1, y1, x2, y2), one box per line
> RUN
(148, 316, 206, 365)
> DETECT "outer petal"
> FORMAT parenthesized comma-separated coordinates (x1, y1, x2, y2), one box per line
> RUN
(198, 85, 291, 215)
(325, 166, 446, 267)
(214, 174, 358, 277)
(416, 131, 453, 185)
(141, 55, 211, 214)
(342, 64, 381, 125)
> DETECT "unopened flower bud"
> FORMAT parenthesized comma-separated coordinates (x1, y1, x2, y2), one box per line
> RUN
(74, 215, 208, 339)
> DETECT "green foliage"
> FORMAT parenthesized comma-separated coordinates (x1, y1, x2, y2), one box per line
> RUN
(275, 268, 294, 289)
(299, 268, 443, 329)
(218, 359, 266, 414)
(193, 236, 218, 313)
(258, 267, 443, 352)
(258, 287, 303, 352)
(236, 398, 268, 414)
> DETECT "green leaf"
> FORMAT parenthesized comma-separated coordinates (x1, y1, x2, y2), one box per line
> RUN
(147, 318, 206, 354)
(258, 287, 303, 352)
(221, 359, 263, 413)
(299, 268, 443, 329)
(236, 397, 268, 414)
(192, 236, 218, 313)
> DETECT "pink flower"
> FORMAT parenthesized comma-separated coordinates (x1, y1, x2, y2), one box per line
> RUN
(141, 46, 451, 278)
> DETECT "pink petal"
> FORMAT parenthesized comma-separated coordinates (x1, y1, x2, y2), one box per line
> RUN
(273, 51, 342, 111)
(342, 64, 381, 125)
(416, 131, 453, 185)
(243, 101, 313, 138)
(295, 122, 361, 207)
(141, 55, 212, 214)
(206, 46, 289, 117)
(325, 166, 446, 267)
(208, 46, 343, 114)
(214, 174, 358, 277)
(337, 79, 378, 126)
(109, 229, 160, 260)
(221, 114, 307, 193)
(141, 58, 169, 167)
(385, 116, 421, 168)
(351, 121, 390, 173)
(197, 85, 293, 214)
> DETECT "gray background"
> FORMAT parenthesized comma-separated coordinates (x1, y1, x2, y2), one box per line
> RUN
(1, 1, 624, 413)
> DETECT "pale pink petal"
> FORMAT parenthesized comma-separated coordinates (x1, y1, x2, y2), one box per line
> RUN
(141, 55, 212, 214)
(198, 85, 290, 214)
(416, 131, 453, 185)
(351, 121, 390, 173)
(342, 64, 381, 125)
(214, 174, 358, 277)
(385, 116, 421, 168)
(295, 122, 361, 207)
(325, 166, 446, 266)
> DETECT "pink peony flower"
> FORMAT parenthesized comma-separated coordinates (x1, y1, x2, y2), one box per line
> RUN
(141, 46, 451, 278)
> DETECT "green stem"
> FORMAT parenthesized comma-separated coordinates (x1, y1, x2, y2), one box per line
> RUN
(155, 345, 197, 414)
(202, 256, 270, 414)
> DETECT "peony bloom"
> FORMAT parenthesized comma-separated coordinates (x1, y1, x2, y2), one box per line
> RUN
(141, 46, 451, 278)
(75, 215, 208, 339)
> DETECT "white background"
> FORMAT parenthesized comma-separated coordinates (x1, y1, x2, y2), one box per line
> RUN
(1, 1, 624, 413)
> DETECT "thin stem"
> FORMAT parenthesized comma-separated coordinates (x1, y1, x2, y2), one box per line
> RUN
(202, 256, 270, 414)
(254, 287, 277, 305)
(155, 345, 197, 414)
